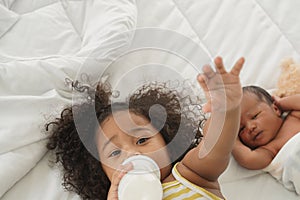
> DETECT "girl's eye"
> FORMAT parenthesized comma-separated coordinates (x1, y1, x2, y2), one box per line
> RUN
(136, 137, 149, 145)
(109, 149, 121, 157)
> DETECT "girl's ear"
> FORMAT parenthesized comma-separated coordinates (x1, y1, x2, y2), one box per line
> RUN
(272, 103, 282, 117)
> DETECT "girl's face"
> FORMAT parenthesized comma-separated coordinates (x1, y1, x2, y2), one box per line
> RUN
(97, 110, 172, 182)
(239, 93, 283, 149)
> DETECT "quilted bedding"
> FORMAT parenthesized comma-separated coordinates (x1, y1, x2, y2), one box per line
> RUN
(1, 0, 300, 199)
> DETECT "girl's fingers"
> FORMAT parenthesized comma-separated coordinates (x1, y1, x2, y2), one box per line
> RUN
(111, 163, 133, 186)
(214, 56, 227, 74)
(230, 57, 245, 76)
(107, 162, 133, 200)
(197, 74, 208, 91)
(202, 64, 215, 78)
(203, 101, 212, 113)
(197, 74, 211, 101)
(215, 56, 244, 75)
(197, 74, 213, 113)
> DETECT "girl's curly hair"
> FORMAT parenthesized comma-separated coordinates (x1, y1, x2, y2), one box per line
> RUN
(46, 81, 206, 200)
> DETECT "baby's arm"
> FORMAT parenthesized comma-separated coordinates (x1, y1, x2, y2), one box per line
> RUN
(274, 94, 300, 111)
(180, 57, 244, 182)
(232, 139, 274, 170)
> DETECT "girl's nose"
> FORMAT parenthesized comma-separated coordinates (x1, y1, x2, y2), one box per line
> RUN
(123, 145, 142, 157)
(127, 151, 142, 157)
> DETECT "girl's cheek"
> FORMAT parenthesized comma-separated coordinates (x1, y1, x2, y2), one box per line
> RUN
(104, 155, 128, 172)
(102, 164, 119, 182)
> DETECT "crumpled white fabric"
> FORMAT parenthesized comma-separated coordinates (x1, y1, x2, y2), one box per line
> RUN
(0, 0, 137, 199)
(0, 4, 19, 38)
(263, 132, 300, 195)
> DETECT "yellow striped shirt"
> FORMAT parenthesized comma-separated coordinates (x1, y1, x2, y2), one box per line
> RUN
(162, 163, 224, 200)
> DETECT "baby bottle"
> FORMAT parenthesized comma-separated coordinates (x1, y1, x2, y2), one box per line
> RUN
(118, 155, 163, 200)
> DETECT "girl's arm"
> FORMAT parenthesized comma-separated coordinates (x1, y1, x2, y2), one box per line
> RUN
(179, 57, 245, 182)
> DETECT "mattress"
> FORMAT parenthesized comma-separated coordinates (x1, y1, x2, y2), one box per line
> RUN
(1, 0, 299, 199)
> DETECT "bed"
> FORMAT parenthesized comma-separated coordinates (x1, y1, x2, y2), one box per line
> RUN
(1, 0, 300, 199)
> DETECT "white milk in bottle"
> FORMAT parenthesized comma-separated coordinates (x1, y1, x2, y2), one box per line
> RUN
(118, 155, 163, 200)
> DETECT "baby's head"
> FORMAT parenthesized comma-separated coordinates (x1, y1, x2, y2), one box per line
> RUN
(239, 86, 283, 149)
(46, 82, 204, 199)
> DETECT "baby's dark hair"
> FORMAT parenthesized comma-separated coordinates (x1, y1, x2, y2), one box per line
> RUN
(243, 85, 274, 105)
(46, 81, 205, 200)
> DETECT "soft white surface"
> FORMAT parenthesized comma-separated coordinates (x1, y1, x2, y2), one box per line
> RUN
(0, 0, 137, 199)
(0, 4, 19, 38)
(1, 0, 300, 199)
(263, 132, 300, 195)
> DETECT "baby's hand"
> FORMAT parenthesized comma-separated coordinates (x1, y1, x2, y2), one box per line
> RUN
(272, 95, 300, 112)
(272, 95, 282, 109)
(107, 163, 133, 200)
(198, 57, 245, 112)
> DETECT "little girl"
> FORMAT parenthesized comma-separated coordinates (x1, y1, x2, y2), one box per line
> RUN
(46, 57, 244, 200)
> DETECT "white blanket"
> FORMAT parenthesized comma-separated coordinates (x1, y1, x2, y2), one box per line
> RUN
(263, 132, 300, 195)
(1, 0, 300, 199)
(0, 0, 137, 198)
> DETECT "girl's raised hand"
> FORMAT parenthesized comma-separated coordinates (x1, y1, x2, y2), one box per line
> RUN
(197, 57, 245, 113)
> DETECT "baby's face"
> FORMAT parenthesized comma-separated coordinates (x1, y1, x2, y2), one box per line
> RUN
(96, 110, 171, 181)
(239, 93, 282, 149)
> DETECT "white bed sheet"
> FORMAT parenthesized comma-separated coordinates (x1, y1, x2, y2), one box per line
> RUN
(1, 0, 300, 199)
(135, 1, 300, 199)
(0, 0, 137, 199)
